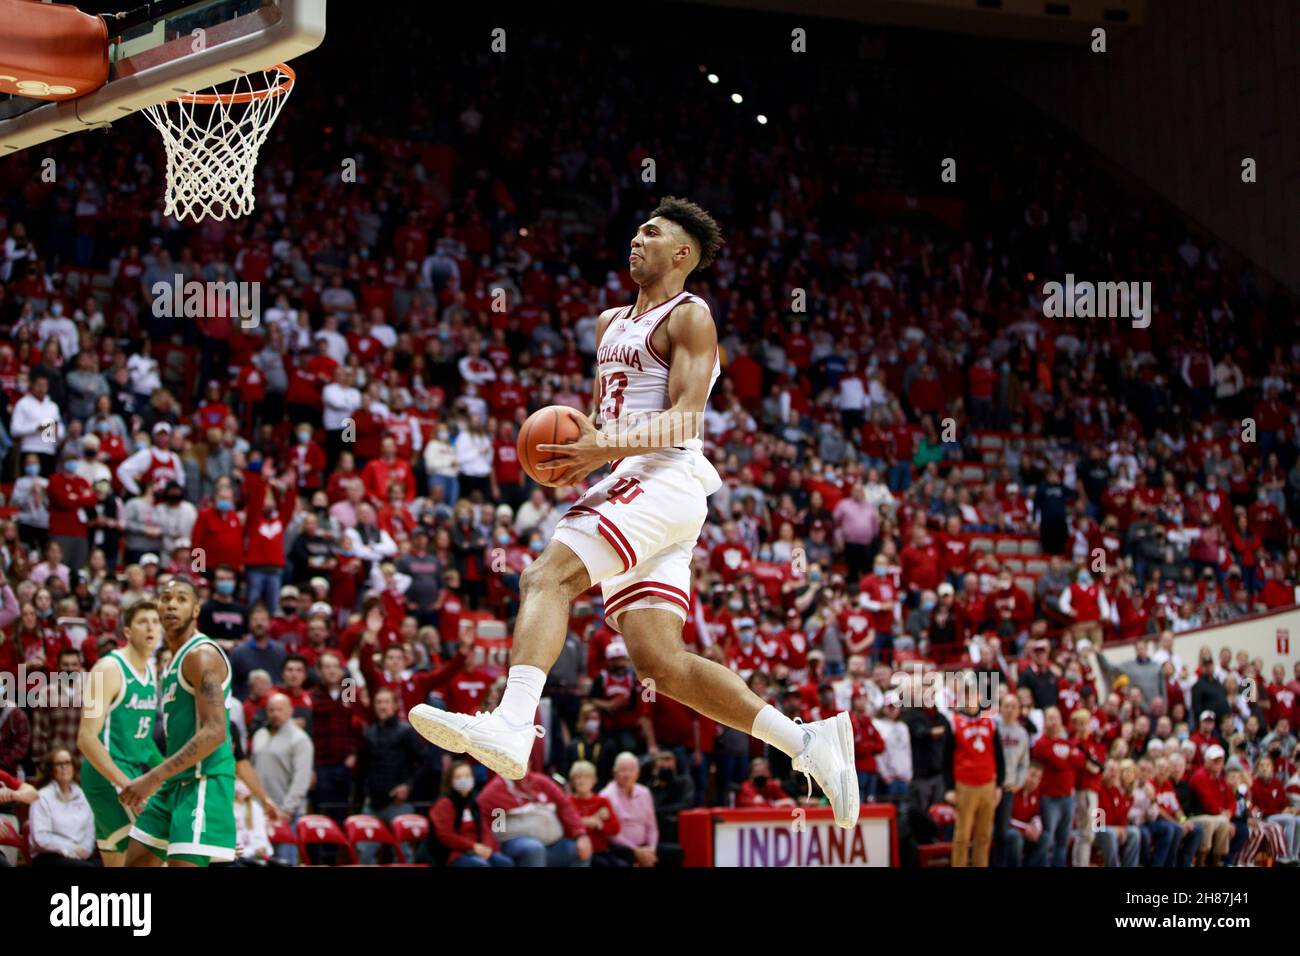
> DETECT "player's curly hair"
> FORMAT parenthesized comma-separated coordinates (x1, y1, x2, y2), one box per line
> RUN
(650, 196, 724, 271)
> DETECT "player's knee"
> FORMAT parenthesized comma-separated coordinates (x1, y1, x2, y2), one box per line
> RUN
(520, 549, 587, 600)
(627, 643, 684, 694)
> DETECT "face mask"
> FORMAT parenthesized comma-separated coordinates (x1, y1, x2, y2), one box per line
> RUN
(216, 500, 234, 513)
(83, 448, 96, 458)
(753, 775, 769, 788)
(584, 719, 601, 735)
(875, 567, 888, 577)
(729, 599, 743, 611)
(495, 532, 510, 546)
(95, 421, 110, 434)
(529, 540, 544, 554)
(51, 304, 63, 317)
(216, 579, 236, 596)
(24, 464, 39, 477)
(657, 768, 674, 783)
(921, 599, 936, 612)
(297, 431, 311, 444)
(37, 607, 52, 618)
(451, 777, 475, 795)
(739, 632, 755, 646)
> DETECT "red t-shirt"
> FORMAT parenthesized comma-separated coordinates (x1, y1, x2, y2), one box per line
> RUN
(952, 712, 998, 787)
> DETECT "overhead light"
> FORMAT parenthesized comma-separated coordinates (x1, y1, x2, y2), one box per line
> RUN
(731, 93, 743, 104)
(756, 114, 768, 125)
(707, 73, 719, 84)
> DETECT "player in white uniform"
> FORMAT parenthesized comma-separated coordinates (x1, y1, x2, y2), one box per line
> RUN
(409, 198, 858, 830)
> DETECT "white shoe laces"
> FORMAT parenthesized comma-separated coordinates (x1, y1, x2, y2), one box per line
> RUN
(792, 717, 814, 800)
(465, 711, 546, 739)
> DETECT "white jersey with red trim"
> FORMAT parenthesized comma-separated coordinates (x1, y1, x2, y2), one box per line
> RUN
(595, 291, 720, 439)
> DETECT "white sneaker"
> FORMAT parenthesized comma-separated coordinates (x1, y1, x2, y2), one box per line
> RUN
(791, 711, 859, 829)
(408, 705, 544, 780)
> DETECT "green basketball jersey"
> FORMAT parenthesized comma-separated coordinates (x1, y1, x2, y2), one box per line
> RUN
(160, 633, 235, 779)
(82, 649, 159, 788)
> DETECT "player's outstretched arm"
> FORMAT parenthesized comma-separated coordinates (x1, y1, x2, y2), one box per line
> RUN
(77, 658, 129, 789)
(119, 645, 229, 814)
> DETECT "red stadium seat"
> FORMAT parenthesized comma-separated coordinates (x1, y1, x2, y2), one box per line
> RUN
(344, 814, 402, 864)
(295, 814, 358, 865)
(268, 818, 298, 851)
(389, 813, 430, 863)
(918, 842, 954, 867)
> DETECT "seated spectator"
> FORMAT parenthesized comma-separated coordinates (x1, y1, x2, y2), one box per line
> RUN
(232, 779, 274, 865)
(646, 749, 693, 851)
(429, 761, 511, 867)
(1004, 762, 1047, 867)
(736, 756, 796, 808)
(478, 768, 591, 867)
(29, 749, 97, 867)
(567, 759, 624, 867)
(601, 751, 679, 867)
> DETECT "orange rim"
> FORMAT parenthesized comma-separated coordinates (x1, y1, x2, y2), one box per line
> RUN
(172, 63, 295, 105)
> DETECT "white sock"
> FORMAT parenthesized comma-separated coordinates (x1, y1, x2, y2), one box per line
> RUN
(498, 665, 547, 726)
(751, 705, 809, 758)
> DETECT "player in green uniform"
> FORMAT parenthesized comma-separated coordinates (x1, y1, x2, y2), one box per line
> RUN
(122, 578, 237, 866)
(77, 600, 164, 866)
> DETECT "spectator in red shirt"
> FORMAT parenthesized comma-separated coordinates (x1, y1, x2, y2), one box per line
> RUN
(736, 757, 795, 808)
(1094, 760, 1141, 866)
(192, 485, 246, 574)
(307, 651, 356, 825)
(944, 682, 1005, 868)
(567, 759, 624, 867)
(476, 769, 592, 867)
(361, 435, 416, 503)
(1187, 745, 1243, 865)
(1250, 755, 1299, 862)
(709, 521, 752, 583)
(429, 761, 511, 867)
(47, 460, 95, 575)
(849, 692, 887, 801)
(900, 523, 942, 596)
(1030, 706, 1084, 867)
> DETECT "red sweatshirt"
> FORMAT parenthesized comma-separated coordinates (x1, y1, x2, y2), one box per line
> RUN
(1098, 784, 1132, 826)
(1031, 734, 1084, 798)
(1251, 777, 1289, 816)
(570, 792, 622, 852)
(429, 795, 500, 863)
(1189, 767, 1233, 815)
(192, 506, 246, 572)
(359, 650, 466, 719)
(47, 472, 96, 537)
(851, 711, 886, 773)
(476, 773, 588, 840)
(243, 472, 297, 568)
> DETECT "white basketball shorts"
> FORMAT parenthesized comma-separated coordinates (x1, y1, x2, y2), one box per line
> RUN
(551, 447, 718, 633)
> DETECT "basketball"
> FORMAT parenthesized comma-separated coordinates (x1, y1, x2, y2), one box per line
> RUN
(516, 405, 585, 486)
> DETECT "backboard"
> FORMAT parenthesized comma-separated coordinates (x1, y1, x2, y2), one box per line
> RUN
(0, 0, 325, 155)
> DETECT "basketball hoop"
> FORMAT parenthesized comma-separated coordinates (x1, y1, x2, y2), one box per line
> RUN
(142, 63, 295, 223)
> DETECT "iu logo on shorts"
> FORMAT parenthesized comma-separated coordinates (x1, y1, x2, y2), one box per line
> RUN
(607, 476, 645, 505)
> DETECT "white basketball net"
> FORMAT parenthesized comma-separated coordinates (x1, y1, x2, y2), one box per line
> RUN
(142, 64, 295, 223)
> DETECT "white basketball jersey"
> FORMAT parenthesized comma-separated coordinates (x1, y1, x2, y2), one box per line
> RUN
(594, 290, 720, 439)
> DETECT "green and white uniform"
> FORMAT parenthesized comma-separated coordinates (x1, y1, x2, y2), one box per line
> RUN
(130, 632, 237, 864)
(82, 649, 160, 852)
